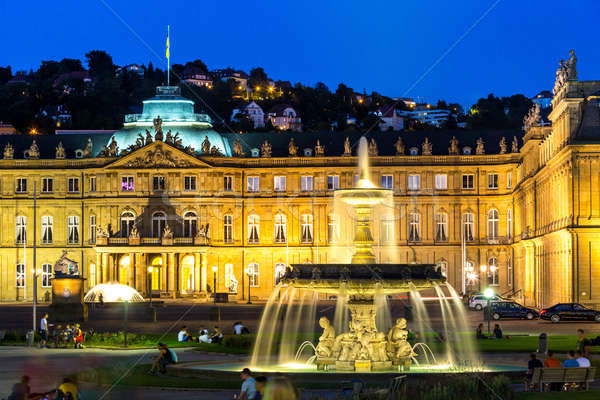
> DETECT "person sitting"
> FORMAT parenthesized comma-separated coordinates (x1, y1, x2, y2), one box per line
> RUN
(254, 376, 267, 400)
(544, 351, 561, 368)
(148, 343, 175, 375)
(210, 326, 224, 344)
(575, 350, 591, 367)
(73, 324, 84, 349)
(563, 350, 579, 367)
(177, 326, 191, 342)
(493, 324, 503, 339)
(198, 327, 211, 343)
(53, 324, 64, 348)
(476, 323, 486, 339)
(57, 377, 78, 400)
(233, 321, 245, 335)
(526, 353, 543, 390)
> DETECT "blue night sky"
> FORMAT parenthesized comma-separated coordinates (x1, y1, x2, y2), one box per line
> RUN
(1, 0, 599, 107)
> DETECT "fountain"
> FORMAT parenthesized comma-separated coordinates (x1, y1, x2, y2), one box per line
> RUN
(84, 283, 145, 303)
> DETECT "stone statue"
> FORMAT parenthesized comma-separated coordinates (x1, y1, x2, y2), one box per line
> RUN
(145, 129, 153, 145)
(387, 318, 415, 362)
(210, 146, 222, 155)
(107, 137, 119, 156)
(511, 136, 519, 153)
(3, 143, 14, 160)
(448, 136, 459, 155)
(343, 137, 351, 156)
(55, 141, 66, 159)
(233, 138, 244, 157)
(129, 224, 139, 239)
(394, 136, 405, 155)
(201, 136, 211, 154)
(25, 140, 40, 159)
(165, 130, 173, 144)
(499, 137, 507, 154)
(82, 138, 93, 157)
(523, 103, 541, 132)
(153, 115, 163, 141)
(422, 137, 432, 155)
(96, 226, 109, 239)
(476, 137, 485, 155)
(173, 132, 182, 147)
(53, 250, 79, 277)
(162, 225, 173, 240)
(566, 49, 577, 81)
(288, 138, 298, 156)
(553, 50, 577, 95)
(261, 140, 272, 158)
(135, 133, 144, 148)
(315, 140, 325, 156)
(368, 138, 378, 156)
(315, 317, 336, 358)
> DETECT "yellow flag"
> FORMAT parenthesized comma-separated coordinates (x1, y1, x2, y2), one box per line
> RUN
(165, 32, 170, 59)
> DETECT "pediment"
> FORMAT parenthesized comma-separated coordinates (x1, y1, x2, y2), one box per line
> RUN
(106, 141, 211, 169)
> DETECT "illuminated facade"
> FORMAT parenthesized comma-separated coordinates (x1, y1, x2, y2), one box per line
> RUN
(0, 54, 598, 308)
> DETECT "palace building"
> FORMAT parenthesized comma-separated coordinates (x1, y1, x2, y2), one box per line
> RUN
(1, 52, 599, 308)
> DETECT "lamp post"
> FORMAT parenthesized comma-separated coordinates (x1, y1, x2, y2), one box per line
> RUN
(212, 266, 218, 305)
(483, 287, 494, 336)
(147, 266, 153, 308)
(245, 267, 252, 305)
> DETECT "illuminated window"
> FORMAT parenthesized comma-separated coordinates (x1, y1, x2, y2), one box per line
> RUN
(435, 213, 448, 241)
(408, 213, 420, 242)
(247, 176, 259, 192)
(301, 214, 313, 243)
(224, 214, 233, 243)
(248, 215, 260, 243)
(275, 263, 286, 286)
(380, 216, 394, 243)
(408, 174, 420, 190)
(16, 216, 26, 244)
(90, 215, 96, 244)
(381, 175, 393, 189)
(274, 214, 287, 243)
(41, 216, 53, 244)
(67, 216, 80, 244)
(16, 264, 25, 288)
(463, 213, 475, 242)
(488, 256, 498, 286)
(120, 212, 135, 238)
(507, 209, 513, 240)
(435, 174, 447, 190)
(437, 260, 448, 278)
(42, 264, 52, 287)
(507, 257, 512, 287)
(183, 211, 198, 238)
(301, 176, 313, 192)
(121, 176, 134, 191)
(225, 264, 237, 293)
(152, 212, 166, 238)
(89, 176, 97, 192)
(487, 209, 499, 241)
(507, 172, 512, 189)
(248, 263, 259, 287)
(327, 175, 339, 190)
(274, 176, 286, 192)
(224, 176, 233, 191)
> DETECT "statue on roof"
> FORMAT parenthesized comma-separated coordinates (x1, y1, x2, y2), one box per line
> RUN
(343, 137, 351, 156)
(368, 138, 378, 156)
(261, 140, 272, 158)
(210, 146, 223, 156)
(475, 137, 485, 155)
(523, 103, 541, 132)
(135, 133, 144, 148)
(315, 140, 325, 156)
(449, 136, 459, 155)
(499, 137, 507, 154)
(145, 129, 153, 145)
(566, 49, 577, 81)
(25, 140, 40, 159)
(288, 137, 298, 156)
(394, 136, 404, 155)
(422, 137, 432, 155)
(553, 59, 567, 95)
(153, 115, 163, 141)
(107, 137, 119, 156)
(511, 136, 519, 153)
(82, 138, 93, 158)
(55, 141, 66, 159)
(201, 136, 211, 154)
(3, 143, 14, 160)
(165, 130, 173, 144)
(233, 138, 244, 157)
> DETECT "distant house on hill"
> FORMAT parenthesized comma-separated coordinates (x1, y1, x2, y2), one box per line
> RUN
(0, 122, 16, 135)
(231, 101, 265, 128)
(373, 105, 404, 131)
(117, 64, 144, 76)
(531, 90, 552, 109)
(39, 105, 72, 126)
(53, 71, 93, 94)
(213, 68, 249, 89)
(183, 66, 213, 88)
(399, 105, 452, 127)
(267, 105, 302, 131)
(7, 71, 30, 85)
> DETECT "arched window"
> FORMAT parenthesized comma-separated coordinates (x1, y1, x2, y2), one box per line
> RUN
(462, 213, 474, 241)
(41, 215, 53, 244)
(16, 216, 26, 244)
(152, 212, 166, 238)
(274, 214, 287, 243)
(120, 212, 135, 238)
(301, 214, 313, 243)
(435, 212, 448, 241)
(408, 212, 420, 242)
(507, 208, 513, 240)
(487, 209, 499, 241)
(248, 215, 260, 243)
(488, 256, 498, 286)
(183, 211, 197, 238)
(437, 260, 448, 278)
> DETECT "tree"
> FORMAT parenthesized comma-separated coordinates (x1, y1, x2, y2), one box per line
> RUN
(248, 67, 268, 90)
(85, 50, 114, 77)
(0, 66, 12, 84)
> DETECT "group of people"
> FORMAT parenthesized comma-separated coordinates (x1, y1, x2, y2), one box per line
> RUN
(8, 375, 78, 400)
(239, 368, 297, 400)
(39, 314, 84, 349)
(476, 323, 504, 339)
(177, 325, 225, 344)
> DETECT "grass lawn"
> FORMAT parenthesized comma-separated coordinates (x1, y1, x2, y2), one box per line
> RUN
(516, 390, 600, 399)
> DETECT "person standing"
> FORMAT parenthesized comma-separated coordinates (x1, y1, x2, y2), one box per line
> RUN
(526, 353, 543, 388)
(576, 329, 591, 358)
(239, 368, 257, 400)
(39, 313, 49, 348)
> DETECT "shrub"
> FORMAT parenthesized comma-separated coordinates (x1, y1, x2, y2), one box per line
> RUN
(224, 334, 254, 349)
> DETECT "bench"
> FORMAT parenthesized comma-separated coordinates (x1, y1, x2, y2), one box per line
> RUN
(530, 367, 596, 392)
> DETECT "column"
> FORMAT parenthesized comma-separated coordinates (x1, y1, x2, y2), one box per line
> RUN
(201, 253, 208, 292)
(135, 253, 144, 293)
(194, 253, 201, 293)
(101, 253, 108, 282)
(96, 253, 102, 284)
(128, 253, 135, 287)
(167, 253, 175, 294)
(161, 253, 167, 292)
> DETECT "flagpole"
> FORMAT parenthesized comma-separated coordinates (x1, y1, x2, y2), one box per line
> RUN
(167, 25, 170, 86)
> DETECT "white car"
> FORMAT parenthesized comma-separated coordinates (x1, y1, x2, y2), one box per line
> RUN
(469, 294, 503, 310)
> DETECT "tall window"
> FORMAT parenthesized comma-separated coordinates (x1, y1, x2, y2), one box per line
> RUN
(16, 216, 26, 244)
(381, 175, 393, 189)
(274, 176, 286, 192)
(488, 256, 498, 286)
(437, 260, 448, 278)
(120, 212, 135, 238)
(247, 176, 259, 192)
(327, 175, 339, 190)
(16, 264, 25, 288)
(90, 215, 96, 244)
(248, 215, 260, 243)
(223, 214, 233, 243)
(152, 212, 167, 238)
(408, 213, 420, 242)
(67, 216, 80, 244)
(380, 216, 394, 243)
(507, 257, 512, 286)
(487, 209, 499, 241)
(89, 176, 97, 192)
(487, 173, 498, 189)
(408, 174, 420, 190)
(274, 214, 287, 243)
(435, 213, 448, 242)
(183, 212, 197, 237)
(463, 213, 475, 242)
(435, 174, 447, 190)
(121, 176, 134, 191)
(507, 172, 512, 189)
(16, 178, 27, 193)
(42, 264, 52, 287)
(184, 176, 197, 191)
(41, 216, 53, 244)
(68, 177, 79, 193)
(42, 178, 53, 193)
(224, 176, 233, 191)
(301, 214, 313, 243)
(328, 214, 340, 242)
(153, 176, 166, 191)
(275, 263, 287, 285)
(301, 176, 313, 192)
(225, 263, 237, 293)
(248, 263, 259, 287)
(462, 174, 474, 190)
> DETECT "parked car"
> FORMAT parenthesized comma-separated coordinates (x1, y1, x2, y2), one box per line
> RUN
(484, 301, 538, 320)
(539, 303, 600, 323)
(469, 294, 504, 310)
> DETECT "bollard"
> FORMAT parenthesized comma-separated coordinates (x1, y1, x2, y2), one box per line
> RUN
(26, 330, 35, 347)
(537, 333, 548, 355)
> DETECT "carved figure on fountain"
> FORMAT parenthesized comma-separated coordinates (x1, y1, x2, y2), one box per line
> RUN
(315, 317, 336, 359)
(387, 318, 415, 366)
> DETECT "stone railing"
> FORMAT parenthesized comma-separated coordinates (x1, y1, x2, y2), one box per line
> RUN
(95, 236, 208, 246)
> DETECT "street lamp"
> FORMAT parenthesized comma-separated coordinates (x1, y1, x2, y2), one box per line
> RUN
(147, 266, 153, 308)
(121, 291, 132, 348)
(32, 268, 41, 334)
(245, 267, 252, 305)
(483, 287, 495, 336)
(212, 266, 218, 305)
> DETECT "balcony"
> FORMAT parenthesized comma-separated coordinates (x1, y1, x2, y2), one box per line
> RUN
(96, 235, 208, 246)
